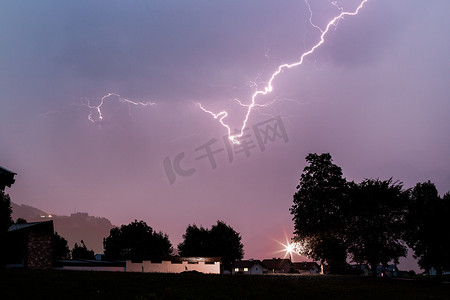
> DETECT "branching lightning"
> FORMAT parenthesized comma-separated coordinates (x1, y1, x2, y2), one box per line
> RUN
(306, 0, 324, 33)
(82, 93, 156, 123)
(199, 0, 369, 144)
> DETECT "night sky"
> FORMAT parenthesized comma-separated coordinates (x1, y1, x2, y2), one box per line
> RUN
(1, 0, 449, 271)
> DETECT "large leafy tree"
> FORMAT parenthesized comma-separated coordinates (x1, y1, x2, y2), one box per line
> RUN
(178, 220, 244, 270)
(177, 224, 210, 257)
(405, 181, 450, 279)
(103, 220, 172, 260)
(290, 153, 349, 273)
(209, 221, 244, 269)
(347, 178, 408, 277)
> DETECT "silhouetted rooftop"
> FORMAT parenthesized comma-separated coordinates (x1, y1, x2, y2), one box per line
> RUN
(0, 165, 16, 190)
(232, 259, 266, 269)
(262, 258, 292, 270)
(8, 220, 54, 233)
(293, 262, 320, 270)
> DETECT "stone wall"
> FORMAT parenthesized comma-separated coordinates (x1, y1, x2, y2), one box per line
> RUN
(27, 231, 54, 269)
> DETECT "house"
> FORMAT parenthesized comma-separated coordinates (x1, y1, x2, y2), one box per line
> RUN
(126, 257, 221, 274)
(0, 165, 16, 190)
(6, 220, 54, 269)
(95, 254, 106, 261)
(427, 267, 450, 276)
(231, 259, 267, 274)
(293, 262, 320, 275)
(377, 265, 399, 277)
(262, 258, 292, 274)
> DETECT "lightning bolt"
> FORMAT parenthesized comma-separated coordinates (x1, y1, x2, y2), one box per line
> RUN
(305, 0, 324, 34)
(199, 0, 369, 144)
(81, 93, 156, 123)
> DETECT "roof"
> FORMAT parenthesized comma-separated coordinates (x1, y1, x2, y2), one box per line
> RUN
(0, 166, 16, 175)
(232, 260, 266, 269)
(0, 165, 16, 190)
(293, 262, 319, 270)
(377, 265, 398, 271)
(262, 259, 292, 270)
(8, 220, 54, 233)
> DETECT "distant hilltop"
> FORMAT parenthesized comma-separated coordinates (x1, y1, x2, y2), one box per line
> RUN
(11, 202, 114, 254)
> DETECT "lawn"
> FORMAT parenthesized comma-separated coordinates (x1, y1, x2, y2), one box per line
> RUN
(1, 269, 449, 300)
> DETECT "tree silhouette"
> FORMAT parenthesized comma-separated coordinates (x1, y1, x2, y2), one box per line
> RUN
(0, 191, 12, 235)
(290, 153, 349, 273)
(54, 232, 71, 260)
(405, 181, 450, 280)
(103, 220, 172, 261)
(72, 240, 95, 260)
(178, 220, 244, 271)
(209, 221, 244, 270)
(347, 178, 408, 277)
(15, 218, 27, 224)
(0, 191, 13, 267)
(177, 224, 210, 257)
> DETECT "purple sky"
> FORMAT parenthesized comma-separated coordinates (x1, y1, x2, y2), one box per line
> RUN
(1, 0, 449, 271)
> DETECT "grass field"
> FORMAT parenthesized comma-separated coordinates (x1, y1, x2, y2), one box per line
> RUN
(1, 269, 449, 300)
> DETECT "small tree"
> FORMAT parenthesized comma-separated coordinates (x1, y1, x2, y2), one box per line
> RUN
(347, 178, 408, 277)
(15, 218, 27, 224)
(0, 191, 12, 235)
(0, 191, 13, 267)
(178, 220, 244, 271)
(54, 232, 71, 260)
(72, 240, 95, 260)
(290, 153, 350, 273)
(103, 220, 172, 260)
(405, 182, 450, 280)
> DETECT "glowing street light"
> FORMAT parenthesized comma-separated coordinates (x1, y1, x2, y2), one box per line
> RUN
(285, 243, 294, 262)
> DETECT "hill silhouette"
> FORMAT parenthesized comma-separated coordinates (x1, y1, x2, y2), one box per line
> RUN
(11, 202, 113, 254)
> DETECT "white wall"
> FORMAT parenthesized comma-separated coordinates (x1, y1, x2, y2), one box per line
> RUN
(126, 260, 220, 274)
(250, 264, 263, 274)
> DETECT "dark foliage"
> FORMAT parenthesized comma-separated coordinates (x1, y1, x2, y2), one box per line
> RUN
(178, 220, 244, 270)
(290, 153, 349, 273)
(178, 224, 210, 257)
(15, 218, 27, 224)
(54, 232, 71, 260)
(404, 181, 450, 279)
(290, 154, 413, 275)
(347, 178, 409, 277)
(71, 240, 95, 260)
(0, 191, 12, 235)
(0, 191, 13, 267)
(103, 220, 172, 260)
